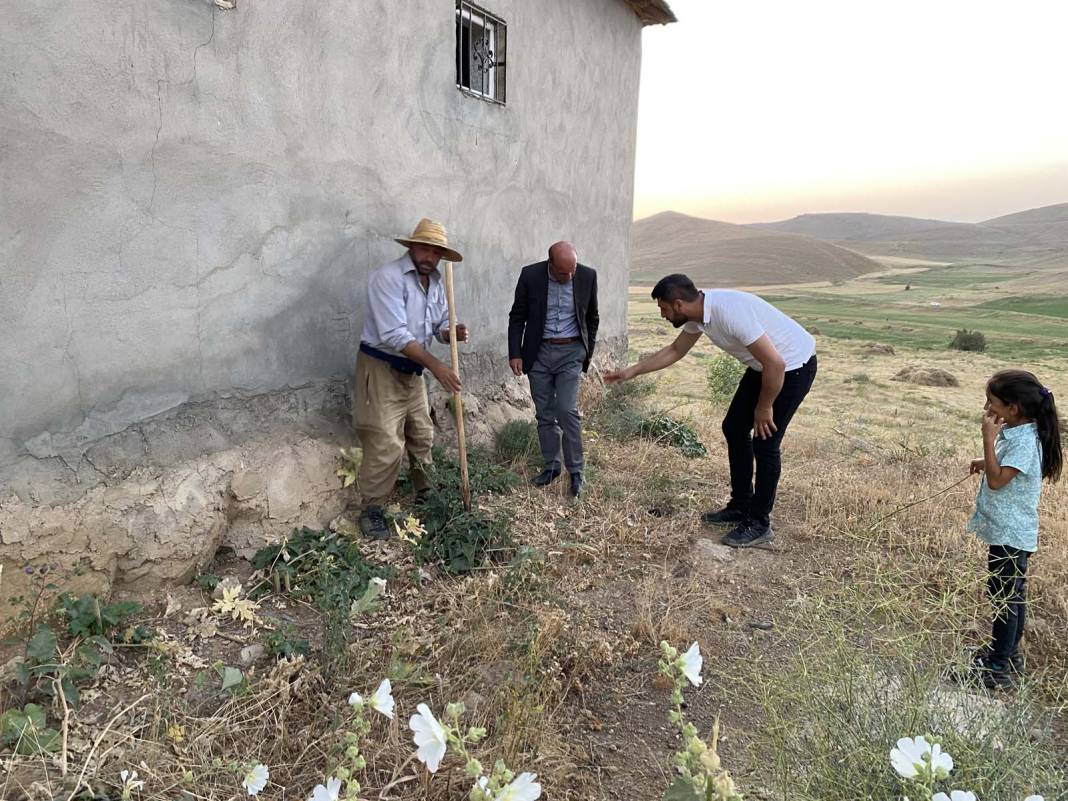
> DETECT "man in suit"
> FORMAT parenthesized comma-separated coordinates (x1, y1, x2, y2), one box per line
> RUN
(508, 241, 599, 497)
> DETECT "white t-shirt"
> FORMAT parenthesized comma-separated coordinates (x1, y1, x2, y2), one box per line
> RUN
(682, 289, 815, 371)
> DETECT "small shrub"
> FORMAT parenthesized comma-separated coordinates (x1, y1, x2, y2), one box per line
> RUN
(706, 353, 746, 404)
(406, 448, 515, 573)
(494, 420, 541, 467)
(639, 413, 708, 458)
(251, 527, 392, 611)
(263, 623, 310, 660)
(588, 380, 707, 458)
(56, 593, 151, 643)
(845, 373, 872, 384)
(949, 329, 986, 352)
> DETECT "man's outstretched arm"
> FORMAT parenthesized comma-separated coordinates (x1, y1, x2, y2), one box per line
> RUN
(604, 330, 702, 383)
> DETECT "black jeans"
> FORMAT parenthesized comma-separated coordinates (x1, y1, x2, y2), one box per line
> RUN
(721, 355, 817, 526)
(988, 544, 1029, 664)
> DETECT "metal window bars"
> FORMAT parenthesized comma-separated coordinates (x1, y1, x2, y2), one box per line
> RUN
(455, 1, 506, 104)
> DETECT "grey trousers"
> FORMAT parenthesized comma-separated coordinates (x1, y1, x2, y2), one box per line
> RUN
(528, 340, 586, 474)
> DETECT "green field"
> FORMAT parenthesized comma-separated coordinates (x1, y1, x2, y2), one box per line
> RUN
(977, 295, 1068, 319)
(872, 264, 1018, 289)
(630, 260, 1068, 362)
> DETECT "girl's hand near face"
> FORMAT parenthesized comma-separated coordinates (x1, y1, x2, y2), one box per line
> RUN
(981, 410, 1003, 441)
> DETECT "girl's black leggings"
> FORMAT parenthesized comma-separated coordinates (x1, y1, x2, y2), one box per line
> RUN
(988, 544, 1030, 663)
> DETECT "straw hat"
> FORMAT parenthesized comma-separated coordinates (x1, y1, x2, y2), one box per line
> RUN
(395, 218, 463, 263)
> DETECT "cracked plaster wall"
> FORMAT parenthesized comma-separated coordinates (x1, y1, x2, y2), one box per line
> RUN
(0, 0, 641, 605)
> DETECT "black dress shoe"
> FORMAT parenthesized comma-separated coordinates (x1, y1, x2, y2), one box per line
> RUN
(532, 468, 561, 487)
(569, 472, 584, 498)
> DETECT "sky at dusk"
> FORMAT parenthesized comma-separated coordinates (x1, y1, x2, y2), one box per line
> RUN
(633, 0, 1068, 223)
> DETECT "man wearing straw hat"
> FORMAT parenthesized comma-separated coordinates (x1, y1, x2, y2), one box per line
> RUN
(508, 241, 599, 498)
(353, 218, 468, 540)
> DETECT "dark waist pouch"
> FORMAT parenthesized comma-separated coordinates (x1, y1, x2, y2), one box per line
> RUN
(360, 343, 424, 376)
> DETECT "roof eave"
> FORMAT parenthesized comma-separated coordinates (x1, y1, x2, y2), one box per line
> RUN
(623, 0, 677, 26)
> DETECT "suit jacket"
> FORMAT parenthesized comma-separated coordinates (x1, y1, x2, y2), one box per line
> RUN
(508, 261, 599, 373)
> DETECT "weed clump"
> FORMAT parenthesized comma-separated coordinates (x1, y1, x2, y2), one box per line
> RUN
(410, 448, 515, 573)
(590, 380, 707, 458)
(252, 527, 392, 611)
(494, 420, 541, 468)
(706, 353, 747, 405)
(949, 328, 986, 352)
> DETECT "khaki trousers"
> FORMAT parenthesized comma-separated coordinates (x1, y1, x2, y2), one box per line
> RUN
(352, 352, 433, 507)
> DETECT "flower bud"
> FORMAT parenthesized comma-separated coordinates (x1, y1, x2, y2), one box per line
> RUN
(713, 773, 736, 800)
(465, 758, 484, 777)
(335, 767, 351, 781)
(660, 641, 678, 660)
(467, 726, 487, 742)
(345, 745, 359, 760)
(446, 702, 466, 720)
(699, 749, 721, 773)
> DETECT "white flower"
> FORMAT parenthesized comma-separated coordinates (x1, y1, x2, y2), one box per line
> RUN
(890, 736, 953, 779)
(242, 764, 269, 796)
(497, 772, 542, 801)
(348, 691, 363, 707)
(932, 793, 976, 801)
(681, 642, 703, 687)
(409, 703, 448, 773)
(1024, 797, 1043, 801)
(371, 678, 395, 719)
(929, 743, 954, 779)
(119, 769, 144, 800)
(308, 776, 342, 801)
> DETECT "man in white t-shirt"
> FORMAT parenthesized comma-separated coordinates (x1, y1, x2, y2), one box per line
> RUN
(605, 273, 817, 548)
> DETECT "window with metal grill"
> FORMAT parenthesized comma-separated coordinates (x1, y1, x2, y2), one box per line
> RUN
(455, 1, 506, 104)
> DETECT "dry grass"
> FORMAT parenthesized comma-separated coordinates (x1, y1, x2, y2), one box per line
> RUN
(3, 307, 1067, 800)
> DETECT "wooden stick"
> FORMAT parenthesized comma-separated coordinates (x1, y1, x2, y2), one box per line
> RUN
(443, 261, 471, 511)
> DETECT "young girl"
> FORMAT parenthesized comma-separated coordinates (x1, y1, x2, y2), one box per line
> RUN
(967, 369, 1062, 689)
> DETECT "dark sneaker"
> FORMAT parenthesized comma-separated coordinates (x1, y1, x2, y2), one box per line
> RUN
(721, 520, 775, 548)
(701, 506, 748, 526)
(532, 468, 561, 487)
(972, 649, 1023, 687)
(359, 505, 390, 541)
(978, 660, 1018, 690)
(569, 472, 585, 498)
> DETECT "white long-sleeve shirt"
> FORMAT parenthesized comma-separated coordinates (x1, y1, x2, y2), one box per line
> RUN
(360, 254, 449, 356)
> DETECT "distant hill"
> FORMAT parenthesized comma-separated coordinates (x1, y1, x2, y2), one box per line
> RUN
(749, 203, 1068, 264)
(631, 211, 884, 286)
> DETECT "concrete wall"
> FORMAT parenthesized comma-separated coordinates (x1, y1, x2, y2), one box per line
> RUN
(0, 0, 642, 496)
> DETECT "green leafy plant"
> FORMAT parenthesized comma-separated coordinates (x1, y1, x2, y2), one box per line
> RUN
(639, 413, 708, 458)
(412, 484, 512, 574)
(252, 527, 392, 612)
(263, 624, 310, 660)
(56, 593, 151, 643)
(949, 328, 986, 352)
(589, 381, 707, 458)
(1, 703, 60, 756)
(706, 353, 746, 405)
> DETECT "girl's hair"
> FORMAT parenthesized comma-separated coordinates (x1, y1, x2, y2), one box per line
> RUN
(987, 369, 1063, 482)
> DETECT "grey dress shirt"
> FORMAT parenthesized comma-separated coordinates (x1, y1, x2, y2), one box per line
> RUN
(543, 267, 580, 339)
